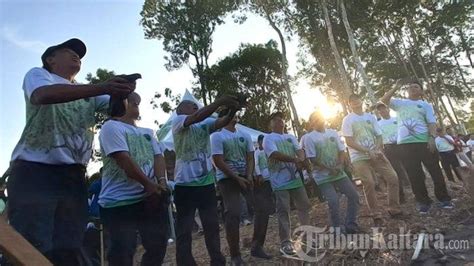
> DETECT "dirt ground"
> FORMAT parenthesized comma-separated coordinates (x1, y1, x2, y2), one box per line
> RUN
(136, 171, 474, 265)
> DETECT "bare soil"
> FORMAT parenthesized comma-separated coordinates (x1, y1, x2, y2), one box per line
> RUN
(136, 170, 474, 265)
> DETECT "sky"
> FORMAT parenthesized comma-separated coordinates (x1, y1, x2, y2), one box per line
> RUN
(0, 0, 330, 174)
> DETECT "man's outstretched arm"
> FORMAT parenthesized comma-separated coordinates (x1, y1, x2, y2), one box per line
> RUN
(30, 77, 133, 105)
(183, 96, 239, 128)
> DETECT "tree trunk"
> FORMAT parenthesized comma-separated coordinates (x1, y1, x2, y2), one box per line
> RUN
(437, 95, 456, 127)
(378, 29, 410, 76)
(426, 38, 459, 127)
(453, 54, 472, 92)
(340, 0, 375, 104)
(193, 54, 208, 106)
(457, 27, 473, 68)
(321, 0, 352, 100)
(446, 95, 460, 125)
(394, 30, 419, 79)
(263, 8, 302, 137)
(405, 20, 444, 124)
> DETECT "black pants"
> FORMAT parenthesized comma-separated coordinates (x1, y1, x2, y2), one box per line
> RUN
(100, 200, 169, 266)
(218, 179, 274, 257)
(174, 184, 225, 266)
(7, 160, 88, 266)
(439, 151, 462, 182)
(384, 144, 408, 201)
(251, 180, 275, 249)
(398, 143, 451, 204)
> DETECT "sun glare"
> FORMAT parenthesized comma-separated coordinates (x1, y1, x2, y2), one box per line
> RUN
(294, 87, 342, 121)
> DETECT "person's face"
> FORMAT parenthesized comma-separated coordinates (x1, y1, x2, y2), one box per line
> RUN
(437, 129, 444, 136)
(310, 113, 325, 130)
(378, 106, 390, 118)
(446, 127, 454, 136)
(270, 116, 285, 132)
(46, 48, 81, 74)
(231, 111, 241, 124)
(179, 101, 199, 115)
(349, 97, 363, 111)
(126, 93, 141, 119)
(407, 83, 423, 98)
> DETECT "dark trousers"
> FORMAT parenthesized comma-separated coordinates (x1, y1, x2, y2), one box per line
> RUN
(384, 144, 409, 201)
(398, 143, 451, 204)
(100, 200, 169, 266)
(439, 151, 462, 182)
(251, 181, 275, 249)
(174, 184, 225, 266)
(7, 160, 88, 266)
(218, 179, 274, 257)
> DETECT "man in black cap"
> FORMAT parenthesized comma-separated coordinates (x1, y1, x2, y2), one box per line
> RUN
(7, 38, 134, 265)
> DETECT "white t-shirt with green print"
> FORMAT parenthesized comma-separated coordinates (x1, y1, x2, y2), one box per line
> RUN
(11, 67, 109, 166)
(263, 132, 303, 191)
(99, 120, 162, 208)
(342, 112, 382, 163)
(389, 98, 436, 144)
(172, 115, 216, 186)
(254, 148, 270, 180)
(210, 128, 254, 181)
(303, 129, 348, 185)
(378, 117, 398, 145)
(435, 135, 455, 153)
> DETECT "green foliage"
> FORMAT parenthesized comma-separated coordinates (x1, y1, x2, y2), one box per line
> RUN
(85, 68, 115, 85)
(150, 87, 181, 126)
(291, 0, 472, 111)
(140, 0, 238, 105)
(85, 68, 116, 127)
(206, 41, 290, 132)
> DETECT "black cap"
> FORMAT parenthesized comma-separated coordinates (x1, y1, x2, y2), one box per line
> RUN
(269, 111, 285, 120)
(41, 38, 86, 67)
(375, 102, 387, 109)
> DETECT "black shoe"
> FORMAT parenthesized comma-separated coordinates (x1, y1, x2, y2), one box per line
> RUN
(345, 226, 364, 234)
(400, 194, 406, 204)
(231, 256, 245, 266)
(251, 246, 272, 259)
(373, 217, 384, 227)
(280, 242, 296, 256)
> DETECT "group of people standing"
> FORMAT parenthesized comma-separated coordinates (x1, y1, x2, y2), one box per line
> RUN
(4, 38, 471, 266)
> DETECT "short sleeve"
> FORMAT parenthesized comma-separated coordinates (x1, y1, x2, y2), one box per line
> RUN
(99, 122, 129, 156)
(149, 130, 163, 155)
(424, 102, 436, 124)
(334, 131, 346, 151)
(263, 135, 278, 157)
(289, 135, 301, 150)
(22, 68, 56, 99)
(172, 115, 188, 134)
(303, 135, 316, 158)
(389, 98, 404, 111)
(371, 115, 383, 136)
(245, 133, 254, 152)
(203, 117, 216, 133)
(341, 116, 353, 137)
(446, 135, 454, 143)
(210, 132, 224, 155)
(254, 151, 261, 176)
(435, 137, 442, 151)
(94, 95, 110, 113)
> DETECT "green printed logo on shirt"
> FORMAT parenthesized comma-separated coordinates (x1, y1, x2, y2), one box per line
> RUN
(20, 98, 96, 162)
(352, 121, 377, 150)
(102, 133, 155, 181)
(397, 105, 429, 143)
(315, 137, 339, 169)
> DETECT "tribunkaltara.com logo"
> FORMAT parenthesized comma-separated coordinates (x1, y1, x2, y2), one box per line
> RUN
(285, 226, 470, 262)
